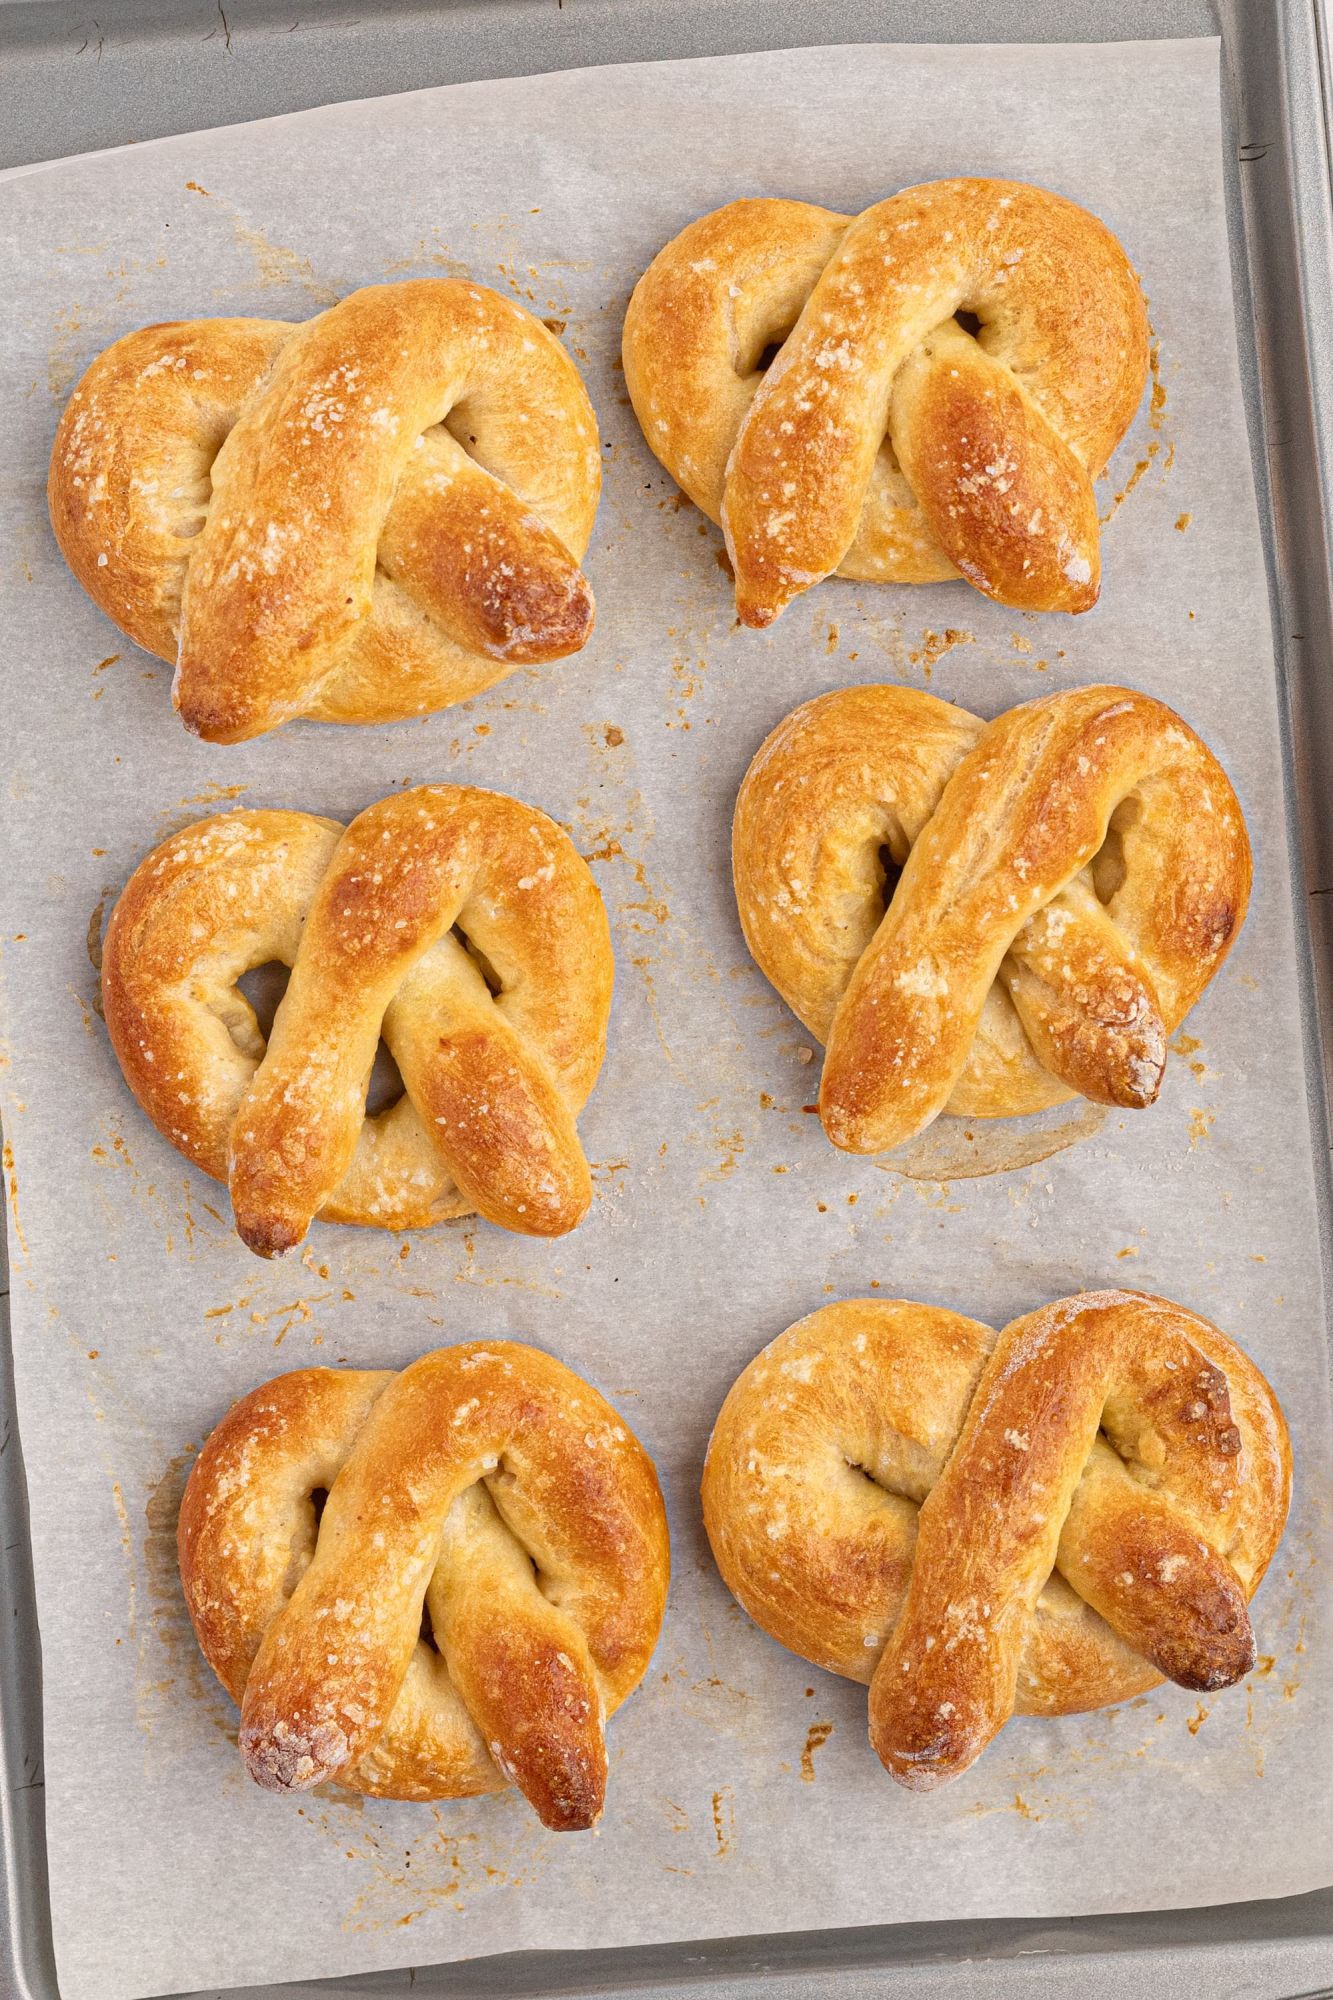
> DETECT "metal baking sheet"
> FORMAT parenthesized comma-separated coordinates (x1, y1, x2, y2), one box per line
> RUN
(3, 1, 1333, 1996)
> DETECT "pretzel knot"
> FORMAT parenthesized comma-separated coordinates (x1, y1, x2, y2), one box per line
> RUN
(732, 684, 1250, 1155)
(703, 1293, 1290, 1792)
(48, 279, 602, 741)
(102, 784, 613, 1254)
(179, 1342, 670, 1829)
(623, 179, 1148, 624)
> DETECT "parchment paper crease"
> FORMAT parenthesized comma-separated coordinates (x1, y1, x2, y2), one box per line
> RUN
(0, 37, 1330, 2000)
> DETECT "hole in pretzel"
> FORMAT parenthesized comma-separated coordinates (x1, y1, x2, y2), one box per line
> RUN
(450, 923, 504, 998)
(755, 341, 784, 374)
(310, 1486, 329, 1529)
(233, 961, 291, 1052)
(877, 844, 905, 918)
(954, 309, 983, 338)
(364, 1038, 406, 1118)
(1091, 797, 1142, 905)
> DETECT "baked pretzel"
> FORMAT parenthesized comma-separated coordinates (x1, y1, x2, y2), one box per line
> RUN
(703, 1293, 1290, 1792)
(180, 1341, 670, 1827)
(733, 684, 1250, 1155)
(623, 179, 1148, 624)
(102, 784, 612, 1253)
(49, 279, 601, 741)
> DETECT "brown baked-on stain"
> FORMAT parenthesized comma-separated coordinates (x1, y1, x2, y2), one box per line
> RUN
(603, 723, 625, 747)
(1187, 1107, 1215, 1149)
(711, 1786, 735, 1856)
(908, 627, 975, 673)
(2, 1142, 27, 1259)
(1176, 512, 1193, 532)
(799, 1720, 834, 1781)
(1186, 1702, 1210, 1736)
(1100, 323, 1171, 525)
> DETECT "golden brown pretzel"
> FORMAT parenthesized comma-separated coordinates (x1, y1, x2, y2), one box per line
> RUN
(102, 785, 612, 1254)
(732, 683, 1250, 1155)
(623, 179, 1148, 624)
(180, 1341, 670, 1828)
(703, 1293, 1290, 1792)
(48, 279, 601, 741)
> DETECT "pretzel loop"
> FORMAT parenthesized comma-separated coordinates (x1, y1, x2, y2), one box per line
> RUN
(624, 180, 1149, 623)
(732, 685, 1251, 1152)
(179, 1343, 671, 1829)
(102, 785, 613, 1252)
(49, 280, 602, 740)
(702, 1293, 1291, 1792)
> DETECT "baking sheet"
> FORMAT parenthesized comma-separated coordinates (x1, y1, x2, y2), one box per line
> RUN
(1, 34, 1331, 2000)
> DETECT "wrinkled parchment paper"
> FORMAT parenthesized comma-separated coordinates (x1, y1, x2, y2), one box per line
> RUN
(1, 37, 1331, 2000)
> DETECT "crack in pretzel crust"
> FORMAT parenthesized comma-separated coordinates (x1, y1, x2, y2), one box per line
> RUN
(48, 279, 602, 741)
(179, 1341, 670, 1829)
(623, 179, 1148, 624)
(731, 683, 1251, 1154)
(702, 1293, 1291, 1792)
(101, 784, 613, 1254)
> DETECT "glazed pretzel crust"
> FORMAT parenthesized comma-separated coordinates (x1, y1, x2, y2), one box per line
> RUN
(102, 785, 613, 1254)
(179, 1342, 670, 1829)
(623, 180, 1148, 624)
(48, 279, 601, 740)
(732, 683, 1251, 1154)
(702, 1293, 1290, 1791)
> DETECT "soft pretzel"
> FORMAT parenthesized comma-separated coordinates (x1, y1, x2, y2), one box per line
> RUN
(102, 784, 612, 1254)
(179, 1341, 670, 1827)
(732, 683, 1250, 1155)
(48, 279, 602, 741)
(703, 1292, 1290, 1792)
(623, 179, 1148, 623)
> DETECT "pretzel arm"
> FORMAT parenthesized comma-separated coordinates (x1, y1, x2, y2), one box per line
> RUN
(890, 319, 1099, 612)
(385, 937, 591, 1238)
(1056, 1443, 1253, 1688)
(376, 433, 594, 665)
(429, 1482, 606, 1831)
(1000, 879, 1166, 1108)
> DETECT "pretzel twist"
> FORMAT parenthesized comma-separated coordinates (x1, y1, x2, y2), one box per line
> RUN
(623, 179, 1148, 623)
(102, 785, 613, 1253)
(49, 279, 602, 741)
(732, 684, 1250, 1154)
(703, 1293, 1290, 1792)
(179, 1342, 670, 1828)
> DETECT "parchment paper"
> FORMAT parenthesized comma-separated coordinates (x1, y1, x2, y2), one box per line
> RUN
(1, 37, 1331, 2000)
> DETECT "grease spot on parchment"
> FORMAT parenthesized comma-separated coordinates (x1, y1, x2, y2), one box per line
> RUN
(876, 1100, 1106, 1182)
